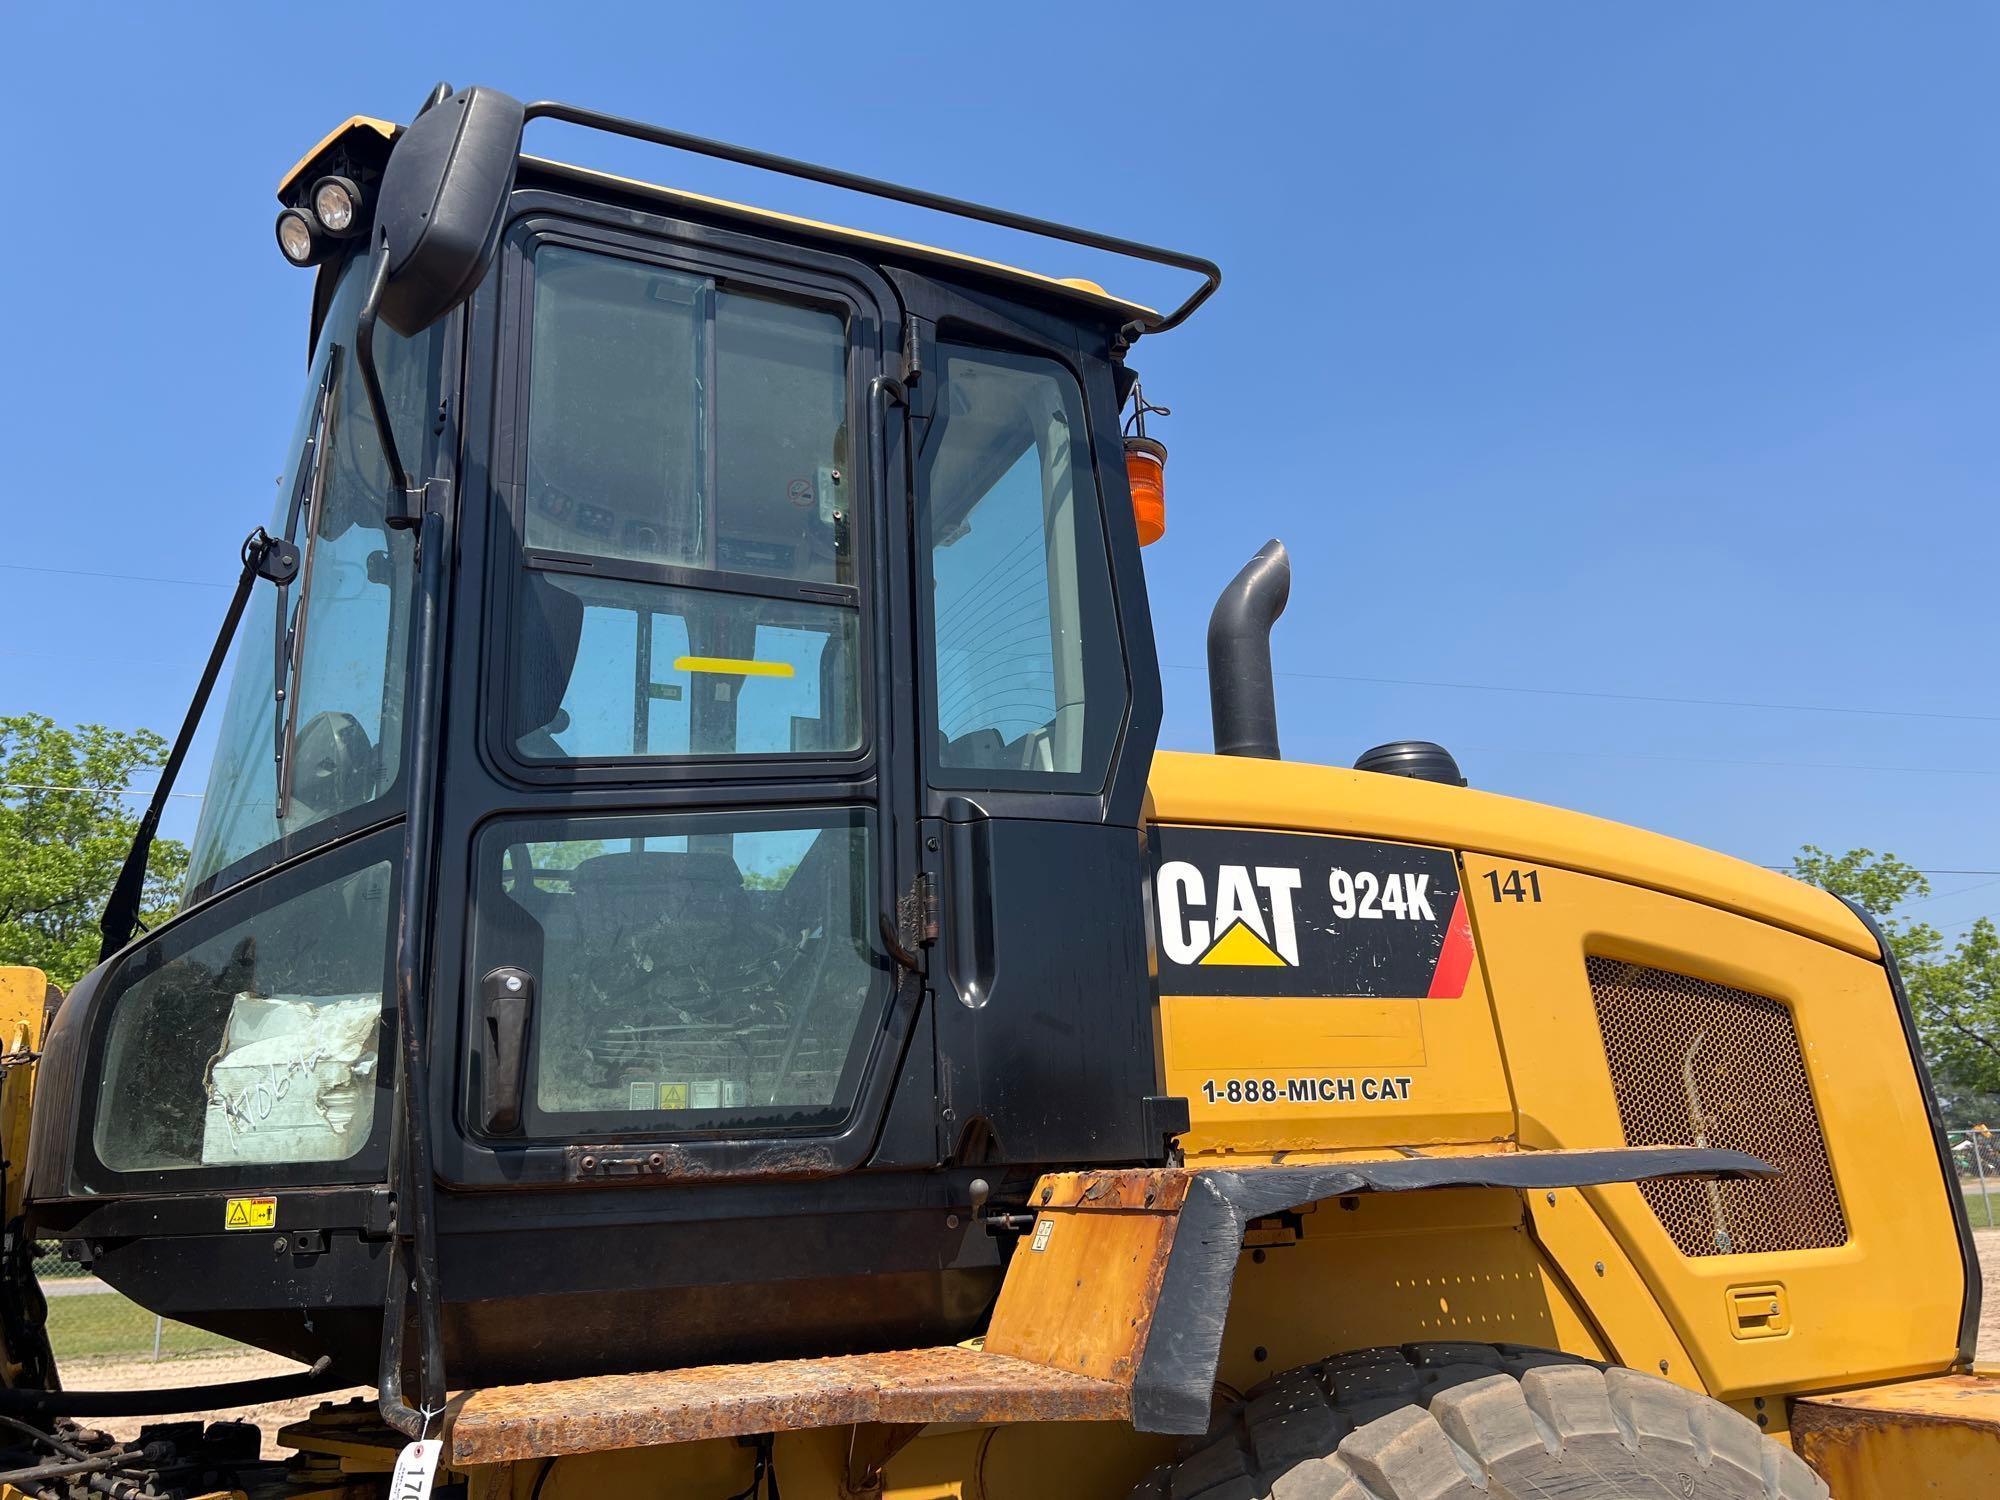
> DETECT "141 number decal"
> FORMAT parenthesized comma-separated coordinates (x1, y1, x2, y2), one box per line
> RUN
(1483, 868, 1543, 903)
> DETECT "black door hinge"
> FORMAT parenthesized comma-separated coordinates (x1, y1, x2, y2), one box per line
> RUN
(906, 871, 939, 947)
(883, 872, 939, 973)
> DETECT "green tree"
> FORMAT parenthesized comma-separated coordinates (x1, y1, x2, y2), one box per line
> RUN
(0, 715, 189, 991)
(1791, 844, 2000, 1126)
(1908, 918, 2000, 1124)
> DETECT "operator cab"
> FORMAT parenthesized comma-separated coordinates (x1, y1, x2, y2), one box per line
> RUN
(24, 89, 1217, 1398)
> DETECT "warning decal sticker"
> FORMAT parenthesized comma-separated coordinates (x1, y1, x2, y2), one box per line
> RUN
(1152, 826, 1471, 998)
(224, 1196, 278, 1230)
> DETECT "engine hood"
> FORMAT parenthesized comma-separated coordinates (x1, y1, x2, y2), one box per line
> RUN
(1144, 749, 1876, 960)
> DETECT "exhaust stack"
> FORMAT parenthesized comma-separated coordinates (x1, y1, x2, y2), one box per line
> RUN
(1207, 538, 1291, 759)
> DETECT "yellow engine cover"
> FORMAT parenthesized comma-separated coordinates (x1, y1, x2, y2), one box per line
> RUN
(1144, 749, 1967, 1401)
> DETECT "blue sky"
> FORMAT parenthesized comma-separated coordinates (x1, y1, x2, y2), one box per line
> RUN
(2, 4, 1994, 936)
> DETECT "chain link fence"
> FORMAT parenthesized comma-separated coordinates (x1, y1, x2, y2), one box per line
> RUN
(32, 1243, 251, 1368)
(1949, 1128, 2000, 1230)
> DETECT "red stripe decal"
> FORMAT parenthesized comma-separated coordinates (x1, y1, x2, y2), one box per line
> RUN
(1426, 892, 1475, 999)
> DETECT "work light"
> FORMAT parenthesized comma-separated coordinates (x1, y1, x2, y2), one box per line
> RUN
(311, 175, 363, 236)
(275, 208, 322, 266)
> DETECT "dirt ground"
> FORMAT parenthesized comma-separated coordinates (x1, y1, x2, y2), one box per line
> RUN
(71, 1352, 366, 1460)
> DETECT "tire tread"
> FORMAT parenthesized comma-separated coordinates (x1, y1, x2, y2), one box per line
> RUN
(1135, 1343, 1829, 1500)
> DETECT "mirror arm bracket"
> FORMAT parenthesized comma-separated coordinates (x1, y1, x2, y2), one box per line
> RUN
(97, 527, 283, 961)
(252, 533, 300, 586)
(354, 233, 425, 530)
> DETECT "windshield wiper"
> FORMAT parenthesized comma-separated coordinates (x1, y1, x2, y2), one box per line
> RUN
(98, 352, 337, 960)
(273, 348, 341, 823)
(98, 528, 298, 962)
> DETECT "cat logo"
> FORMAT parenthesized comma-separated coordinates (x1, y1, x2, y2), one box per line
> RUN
(1156, 862, 1301, 968)
(1151, 826, 1470, 1000)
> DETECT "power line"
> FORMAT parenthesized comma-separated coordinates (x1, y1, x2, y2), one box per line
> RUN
(2, 648, 204, 671)
(8, 776, 1986, 863)
(1760, 867, 2000, 878)
(0, 782, 203, 801)
(1162, 661, 2000, 725)
(1907, 876, 2000, 906)
(0, 561, 227, 590)
(1458, 743, 1997, 778)
(1937, 913, 1996, 934)
(7, 564, 1994, 726)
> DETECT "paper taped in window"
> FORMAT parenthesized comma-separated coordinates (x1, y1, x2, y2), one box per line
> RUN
(201, 993, 381, 1165)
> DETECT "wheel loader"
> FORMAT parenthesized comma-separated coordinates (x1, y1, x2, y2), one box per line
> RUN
(0, 82, 1991, 1499)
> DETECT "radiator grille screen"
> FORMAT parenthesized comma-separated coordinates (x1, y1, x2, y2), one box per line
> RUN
(1587, 956, 1847, 1256)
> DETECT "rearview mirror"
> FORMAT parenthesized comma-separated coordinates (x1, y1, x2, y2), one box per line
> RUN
(374, 85, 525, 337)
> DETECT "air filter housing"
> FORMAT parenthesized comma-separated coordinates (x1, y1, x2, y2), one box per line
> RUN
(1354, 740, 1465, 786)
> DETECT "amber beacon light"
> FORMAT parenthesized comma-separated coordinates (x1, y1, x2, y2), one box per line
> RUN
(1124, 382, 1171, 546)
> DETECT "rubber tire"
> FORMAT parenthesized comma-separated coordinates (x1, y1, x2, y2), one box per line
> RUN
(1132, 1342, 1829, 1499)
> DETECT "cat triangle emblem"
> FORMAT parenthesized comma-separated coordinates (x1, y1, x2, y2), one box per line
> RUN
(1197, 919, 1289, 967)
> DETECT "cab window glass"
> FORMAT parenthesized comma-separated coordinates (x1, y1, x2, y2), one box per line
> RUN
(921, 346, 1123, 787)
(93, 849, 392, 1176)
(511, 574, 860, 760)
(525, 245, 852, 585)
(471, 811, 883, 1134)
(513, 241, 863, 765)
(185, 248, 436, 896)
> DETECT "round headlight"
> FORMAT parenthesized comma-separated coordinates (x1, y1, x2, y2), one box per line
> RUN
(275, 208, 321, 266)
(311, 175, 362, 236)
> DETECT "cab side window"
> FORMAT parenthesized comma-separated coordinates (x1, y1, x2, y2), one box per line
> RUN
(525, 248, 850, 584)
(512, 242, 863, 763)
(920, 346, 1124, 789)
(470, 810, 885, 1135)
(92, 838, 396, 1181)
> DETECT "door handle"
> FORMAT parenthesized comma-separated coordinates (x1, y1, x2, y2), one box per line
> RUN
(480, 966, 534, 1134)
(942, 814, 997, 1010)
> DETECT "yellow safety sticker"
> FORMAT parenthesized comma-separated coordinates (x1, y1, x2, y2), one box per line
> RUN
(659, 1082, 689, 1110)
(672, 655, 796, 679)
(225, 1196, 277, 1231)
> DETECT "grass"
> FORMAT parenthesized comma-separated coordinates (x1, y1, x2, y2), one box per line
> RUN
(42, 1289, 243, 1364)
(1961, 1182, 2000, 1231)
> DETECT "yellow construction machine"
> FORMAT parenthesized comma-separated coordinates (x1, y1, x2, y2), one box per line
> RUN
(0, 83, 1991, 1498)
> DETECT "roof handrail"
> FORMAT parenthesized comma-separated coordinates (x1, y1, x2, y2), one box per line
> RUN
(522, 99, 1220, 339)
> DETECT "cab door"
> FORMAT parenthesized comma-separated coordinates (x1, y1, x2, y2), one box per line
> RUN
(431, 196, 928, 1187)
(895, 274, 1169, 1168)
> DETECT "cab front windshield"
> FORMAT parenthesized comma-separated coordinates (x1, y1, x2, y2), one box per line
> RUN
(183, 249, 440, 899)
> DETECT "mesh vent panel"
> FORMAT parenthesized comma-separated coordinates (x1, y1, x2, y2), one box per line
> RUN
(1587, 956, 1847, 1256)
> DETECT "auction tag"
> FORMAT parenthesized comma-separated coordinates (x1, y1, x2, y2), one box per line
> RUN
(391, 1439, 442, 1499)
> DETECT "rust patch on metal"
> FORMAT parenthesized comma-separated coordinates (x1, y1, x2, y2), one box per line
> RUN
(1794, 1374, 2000, 1495)
(1035, 1170, 1192, 1212)
(447, 1346, 1129, 1465)
(984, 1172, 1187, 1383)
(1799, 1372, 2000, 1421)
(562, 1141, 840, 1182)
